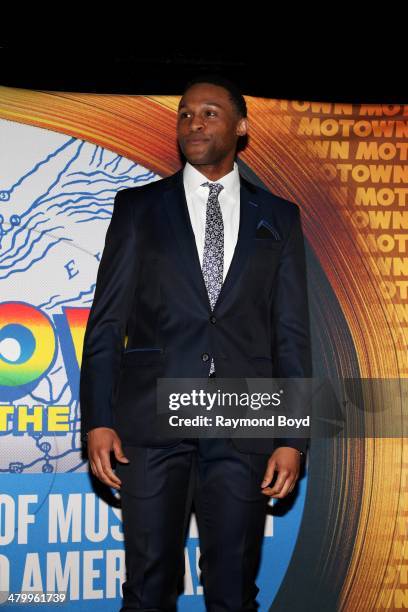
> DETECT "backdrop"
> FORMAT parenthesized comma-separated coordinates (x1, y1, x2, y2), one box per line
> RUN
(0, 87, 406, 611)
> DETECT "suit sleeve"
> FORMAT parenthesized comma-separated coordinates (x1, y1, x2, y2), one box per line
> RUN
(272, 204, 312, 455)
(79, 190, 138, 443)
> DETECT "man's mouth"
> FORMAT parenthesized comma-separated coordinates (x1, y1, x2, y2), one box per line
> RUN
(186, 138, 209, 144)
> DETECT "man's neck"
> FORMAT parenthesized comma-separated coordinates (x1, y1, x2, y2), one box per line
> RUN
(189, 161, 235, 182)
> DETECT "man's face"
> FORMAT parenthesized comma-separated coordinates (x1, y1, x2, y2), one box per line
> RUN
(176, 83, 247, 166)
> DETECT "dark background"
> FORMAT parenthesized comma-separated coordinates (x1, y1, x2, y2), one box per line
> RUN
(0, 38, 405, 104)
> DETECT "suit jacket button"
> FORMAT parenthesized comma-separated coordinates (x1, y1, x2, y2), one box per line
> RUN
(201, 352, 210, 362)
(210, 315, 216, 324)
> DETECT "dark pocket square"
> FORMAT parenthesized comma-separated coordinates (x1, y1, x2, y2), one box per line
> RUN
(256, 220, 281, 240)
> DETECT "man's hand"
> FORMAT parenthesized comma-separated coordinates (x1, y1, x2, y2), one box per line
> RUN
(87, 427, 130, 490)
(260, 447, 302, 498)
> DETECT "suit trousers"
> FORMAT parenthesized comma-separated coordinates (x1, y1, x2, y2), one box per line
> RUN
(116, 434, 271, 612)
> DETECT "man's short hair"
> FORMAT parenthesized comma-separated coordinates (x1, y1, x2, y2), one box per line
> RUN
(182, 73, 247, 119)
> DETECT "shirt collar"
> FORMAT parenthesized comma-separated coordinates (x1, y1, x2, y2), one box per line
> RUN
(183, 160, 240, 196)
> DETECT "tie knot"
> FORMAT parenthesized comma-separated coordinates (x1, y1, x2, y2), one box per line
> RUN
(201, 182, 224, 197)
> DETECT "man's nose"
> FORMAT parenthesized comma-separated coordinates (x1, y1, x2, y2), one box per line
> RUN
(190, 115, 205, 131)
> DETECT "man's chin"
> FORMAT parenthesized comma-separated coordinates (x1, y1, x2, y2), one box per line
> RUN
(184, 154, 211, 165)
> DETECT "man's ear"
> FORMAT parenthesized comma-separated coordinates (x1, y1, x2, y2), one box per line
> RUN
(236, 117, 248, 137)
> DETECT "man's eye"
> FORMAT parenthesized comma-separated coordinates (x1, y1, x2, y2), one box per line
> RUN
(178, 111, 216, 119)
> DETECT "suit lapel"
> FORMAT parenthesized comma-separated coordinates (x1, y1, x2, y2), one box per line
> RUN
(164, 169, 212, 310)
(215, 175, 260, 312)
(163, 167, 261, 313)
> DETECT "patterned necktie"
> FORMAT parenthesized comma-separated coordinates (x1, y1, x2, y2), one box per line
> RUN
(201, 181, 224, 376)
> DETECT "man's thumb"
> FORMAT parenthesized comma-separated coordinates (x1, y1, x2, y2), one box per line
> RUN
(261, 460, 276, 488)
(112, 440, 130, 463)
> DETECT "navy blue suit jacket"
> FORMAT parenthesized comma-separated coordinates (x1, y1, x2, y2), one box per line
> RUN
(79, 167, 312, 454)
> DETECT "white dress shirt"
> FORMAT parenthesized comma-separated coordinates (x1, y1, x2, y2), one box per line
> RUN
(182, 160, 240, 282)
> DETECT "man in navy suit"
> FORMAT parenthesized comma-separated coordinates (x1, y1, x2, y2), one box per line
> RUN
(80, 74, 311, 611)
